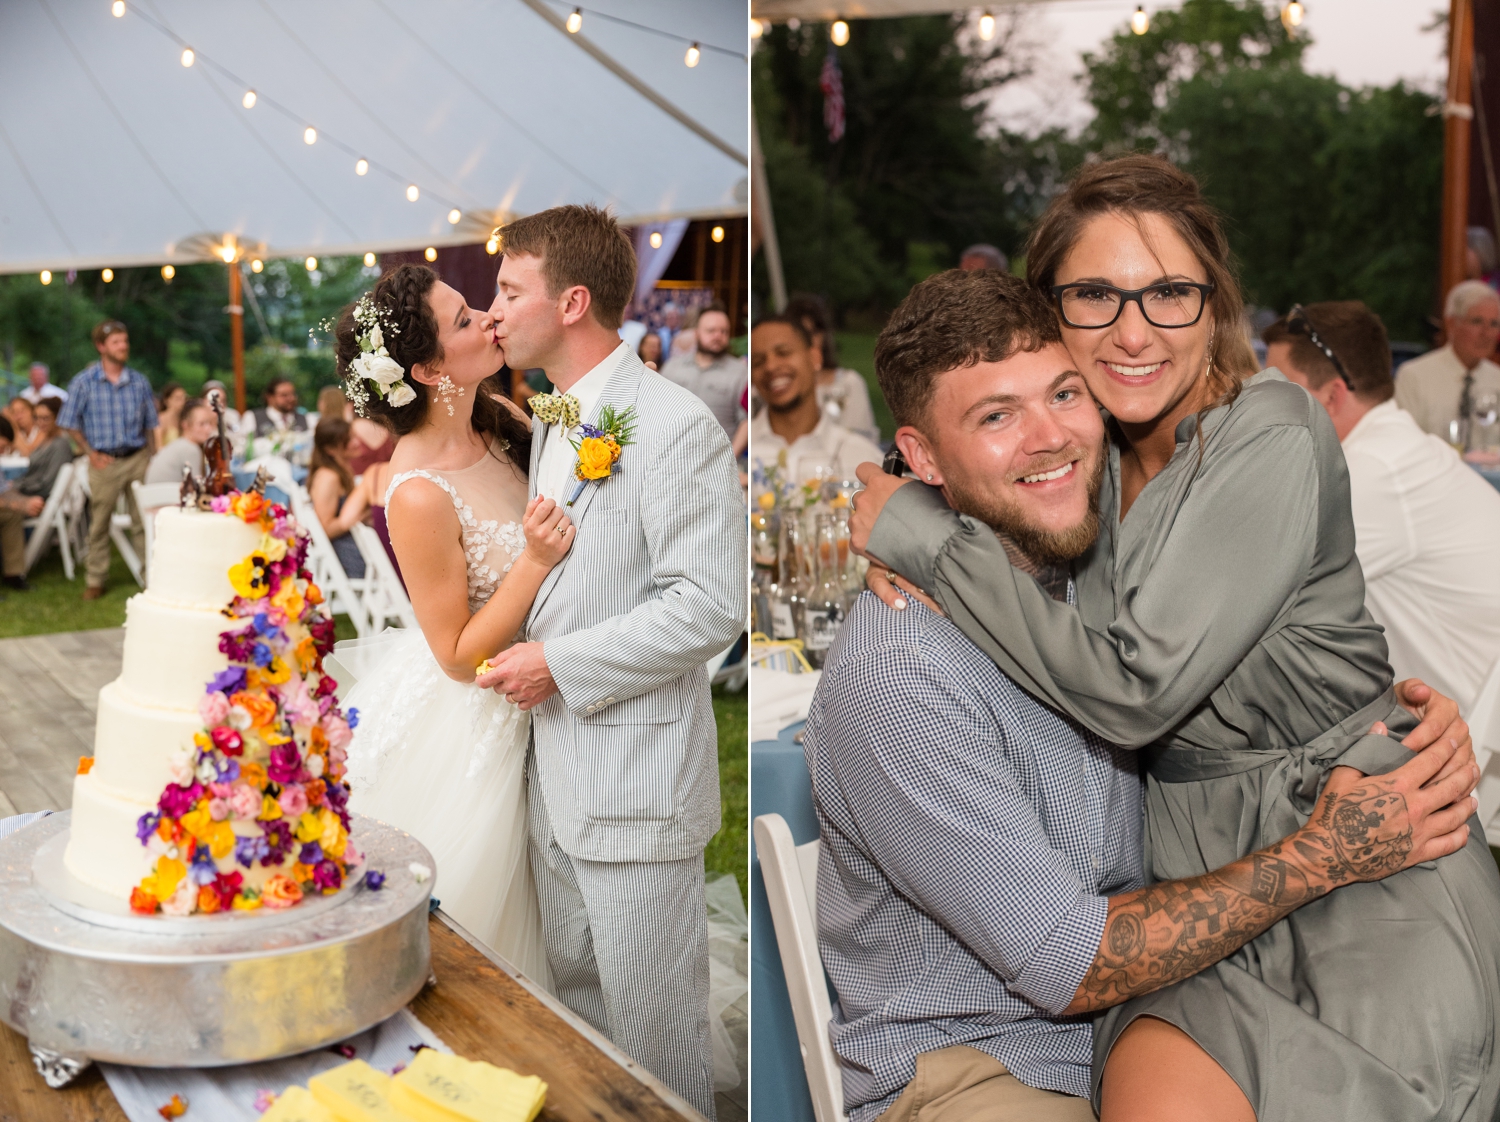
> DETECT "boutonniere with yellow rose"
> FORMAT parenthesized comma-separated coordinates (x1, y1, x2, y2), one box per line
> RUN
(567, 405, 637, 506)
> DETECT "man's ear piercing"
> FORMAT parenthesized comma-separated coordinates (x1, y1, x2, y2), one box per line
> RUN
(926, 473, 934, 481)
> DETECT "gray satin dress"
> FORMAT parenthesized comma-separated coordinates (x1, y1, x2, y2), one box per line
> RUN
(866, 370, 1500, 1120)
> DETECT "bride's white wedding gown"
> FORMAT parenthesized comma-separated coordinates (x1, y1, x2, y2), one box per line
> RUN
(335, 447, 549, 983)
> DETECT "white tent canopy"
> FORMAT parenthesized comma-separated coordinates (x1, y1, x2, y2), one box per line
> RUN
(0, 0, 747, 274)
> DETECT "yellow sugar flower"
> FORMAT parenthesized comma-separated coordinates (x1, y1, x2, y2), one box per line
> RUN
(229, 554, 270, 599)
(271, 581, 305, 620)
(294, 635, 318, 674)
(231, 893, 262, 911)
(258, 533, 288, 562)
(179, 804, 212, 842)
(204, 818, 235, 859)
(259, 793, 284, 821)
(258, 656, 291, 686)
(320, 811, 348, 858)
(144, 855, 187, 903)
(295, 810, 325, 844)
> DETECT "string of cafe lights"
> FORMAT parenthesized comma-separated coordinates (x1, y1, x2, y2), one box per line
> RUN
(748, 1, 1307, 43)
(553, 3, 746, 67)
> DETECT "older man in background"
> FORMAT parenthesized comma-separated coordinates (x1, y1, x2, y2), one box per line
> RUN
(20, 361, 66, 405)
(1266, 300, 1500, 715)
(660, 301, 745, 441)
(1395, 279, 1500, 447)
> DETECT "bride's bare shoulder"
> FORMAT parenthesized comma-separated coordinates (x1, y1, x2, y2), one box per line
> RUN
(385, 471, 457, 522)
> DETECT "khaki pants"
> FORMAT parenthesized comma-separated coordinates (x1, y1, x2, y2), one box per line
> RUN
(0, 506, 24, 577)
(86, 448, 149, 589)
(877, 1046, 1096, 1122)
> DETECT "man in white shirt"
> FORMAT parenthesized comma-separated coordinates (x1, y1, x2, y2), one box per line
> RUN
(1394, 279, 1500, 447)
(660, 303, 746, 441)
(751, 314, 883, 486)
(1265, 300, 1500, 715)
(19, 362, 66, 405)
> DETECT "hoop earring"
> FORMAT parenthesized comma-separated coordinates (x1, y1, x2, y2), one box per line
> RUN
(437, 374, 465, 417)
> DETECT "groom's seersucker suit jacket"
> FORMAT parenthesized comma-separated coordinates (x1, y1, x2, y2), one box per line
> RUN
(524, 346, 746, 864)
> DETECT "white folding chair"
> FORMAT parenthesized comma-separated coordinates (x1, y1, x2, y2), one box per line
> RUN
(287, 481, 371, 637)
(130, 480, 186, 585)
(753, 813, 847, 1122)
(21, 460, 77, 578)
(73, 464, 144, 587)
(350, 521, 417, 630)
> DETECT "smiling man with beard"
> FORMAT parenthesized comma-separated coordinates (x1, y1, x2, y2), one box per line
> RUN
(801, 268, 1478, 1122)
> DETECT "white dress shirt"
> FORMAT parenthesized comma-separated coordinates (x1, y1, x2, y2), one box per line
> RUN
(1343, 399, 1500, 711)
(536, 342, 628, 503)
(751, 408, 885, 485)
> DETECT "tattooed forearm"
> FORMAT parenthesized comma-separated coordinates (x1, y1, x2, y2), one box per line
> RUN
(1063, 779, 1415, 1015)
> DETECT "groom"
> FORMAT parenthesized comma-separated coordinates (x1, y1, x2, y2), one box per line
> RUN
(477, 204, 746, 1119)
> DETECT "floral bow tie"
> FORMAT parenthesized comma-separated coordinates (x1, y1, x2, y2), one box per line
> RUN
(530, 392, 580, 428)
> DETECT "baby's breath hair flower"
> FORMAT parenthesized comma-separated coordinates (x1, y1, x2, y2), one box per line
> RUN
(342, 292, 409, 415)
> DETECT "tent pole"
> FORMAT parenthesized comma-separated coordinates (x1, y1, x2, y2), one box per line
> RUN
(228, 261, 245, 414)
(1443, 0, 1476, 302)
(752, 105, 788, 312)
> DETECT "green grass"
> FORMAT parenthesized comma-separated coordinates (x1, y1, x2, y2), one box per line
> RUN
(835, 331, 894, 442)
(707, 682, 748, 903)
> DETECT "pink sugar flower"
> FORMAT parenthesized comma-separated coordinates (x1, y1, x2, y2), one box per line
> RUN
(323, 715, 352, 751)
(198, 691, 231, 726)
(277, 784, 309, 818)
(210, 495, 232, 513)
(228, 784, 261, 820)
(208, 798, 231, 822)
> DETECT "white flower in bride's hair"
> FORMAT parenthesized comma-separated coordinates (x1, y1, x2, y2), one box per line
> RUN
(386, 381, 417, 407)
(369, 324, 383, 351)
(357, 352, 404, 388)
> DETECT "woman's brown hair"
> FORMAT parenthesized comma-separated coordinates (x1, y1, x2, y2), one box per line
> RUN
(333, 264, 531, 471)
(311, 417, 355, 496)
(1025, 154, 1257, 410)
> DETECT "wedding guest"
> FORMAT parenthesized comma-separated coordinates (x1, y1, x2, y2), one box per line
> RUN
(0, 417, 43, 591)
(784, 293, 880, 444)
(959, 242, 1009, 272)
(200, 379, 241, 439)
(812, 269, 1476, 1122)
(349, 411, 395, 476)
(751, 314, 882, 483)
(637, 330, 664, 370)
(1265, 301, 1500, 713)
(1395, 279, 1500, 447)
(308, 418, 368, 578)
(19, 361, 66, 405)
(58, 319, 156, 600)
(358, 457, 402, 589)
(155, 382, 187, 446)
(5, 396, 40, 456)
(240, 376, 307, 440)
(145, 399, 217, 486)
(661, 302, 745, 440)
(14, 398, 73, 498)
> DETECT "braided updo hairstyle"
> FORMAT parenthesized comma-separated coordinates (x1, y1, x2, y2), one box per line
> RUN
(334, 264, 530, 469)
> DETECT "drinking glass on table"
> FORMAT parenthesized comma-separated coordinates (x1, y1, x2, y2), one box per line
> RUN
(1471, 393, 1500, 455)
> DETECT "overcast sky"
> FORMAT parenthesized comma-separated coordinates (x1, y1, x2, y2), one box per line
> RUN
(989, 0, 1449, 134)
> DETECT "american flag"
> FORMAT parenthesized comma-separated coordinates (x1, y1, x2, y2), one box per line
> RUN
(820, 45, 845, 143)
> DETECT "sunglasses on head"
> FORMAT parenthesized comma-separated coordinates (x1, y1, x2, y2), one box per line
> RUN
(1285, 305, 1354, 392)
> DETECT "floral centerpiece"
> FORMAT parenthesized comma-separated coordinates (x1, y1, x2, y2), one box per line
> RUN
(128, 490, 371, 916)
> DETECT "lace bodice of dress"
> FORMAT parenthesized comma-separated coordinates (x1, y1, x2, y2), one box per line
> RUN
(385, 447, 529, 613)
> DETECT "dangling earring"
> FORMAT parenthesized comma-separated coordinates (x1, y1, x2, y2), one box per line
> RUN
(437, 374, 464, 417)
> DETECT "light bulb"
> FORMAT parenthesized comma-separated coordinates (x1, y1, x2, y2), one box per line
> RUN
(1282, 1, 1304, 28)
(219, 244, 236, 263)
(303, 126, 317, 145)
(566, 7, 582, 33)
(161, 265, 175, 281)
(831, 20, 849, 46)
(424, 247, 437, 262)
(750, 18, 764, 39)
(406, 184, 420, 202)
(111, 1, 124, 16)
(181, 47, 194, 67)
(978, 12, 995, 41)
(251, 259, 263, 273)
(355, 158, 369, 176)
(685, 42, 700, 67)
(1131, 6, 1149, 34)
(363, 252, 376, 267)
(242, 89, 256, 109)
(39, 270, 51, 285)
(650, 231, 663, 249)
(485, 237, 499, 255)
(305, 256, 317, 271)
(102, 268, 114, 282)
(448, 208, 461, 225)
(711, 225, 725, 243)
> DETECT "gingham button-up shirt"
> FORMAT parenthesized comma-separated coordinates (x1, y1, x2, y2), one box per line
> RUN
(57, 362, 156, 455)
(805, 593, 1145, 1121)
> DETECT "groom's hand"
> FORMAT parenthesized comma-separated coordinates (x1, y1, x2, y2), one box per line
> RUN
(476, 642, 559, 711)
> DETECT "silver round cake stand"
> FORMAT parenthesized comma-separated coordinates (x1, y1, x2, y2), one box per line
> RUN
(0, 811, 433, 1087)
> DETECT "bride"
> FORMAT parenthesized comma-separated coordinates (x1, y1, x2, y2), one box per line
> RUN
(331, 264, 572, 981)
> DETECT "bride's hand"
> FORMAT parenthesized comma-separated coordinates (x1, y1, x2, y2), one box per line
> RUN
(522, 496, 575, 567)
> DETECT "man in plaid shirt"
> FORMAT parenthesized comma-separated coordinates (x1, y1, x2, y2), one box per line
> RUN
(809, 270, 1477, 1121)
(57, 320, 157, 598)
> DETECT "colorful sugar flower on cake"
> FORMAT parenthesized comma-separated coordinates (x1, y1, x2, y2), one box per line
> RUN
(130, 492, 369, 916)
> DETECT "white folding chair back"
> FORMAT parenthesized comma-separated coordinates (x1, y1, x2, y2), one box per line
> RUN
(753, 813, 847, 1122)
(21, 460, 77, 578)
(131, 481, 185, 585)
(349, 521, 417, 630)
(287, 481, 370, 637)
(1467, 654, 1500, 833)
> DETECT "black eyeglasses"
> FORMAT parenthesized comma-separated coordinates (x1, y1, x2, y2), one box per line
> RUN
(1050, 281, 1216, 329)
(1285, 304, 1354, 391)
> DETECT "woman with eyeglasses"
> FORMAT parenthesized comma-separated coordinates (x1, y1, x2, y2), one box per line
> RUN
(851, 154, 1500, 1121)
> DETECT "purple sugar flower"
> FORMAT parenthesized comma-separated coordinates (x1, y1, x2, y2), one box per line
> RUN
(158, 782, 203, 819)
(312, 860, 343, 891)
(218, 628, 256, 662)
(345, 707, 359, 730)
(207, 667, 247, 695)
(251, 641, 274, 668)
(217, 757, 241, 784)
(267, 744, 302, 785)
(136, 810, 161, 845)
(261, 819, 293, 865)
(363, 870, 386, 891)
(298, 841, 324, 866)
(234, 834, 269, 869)
(188, 844, 218, 886)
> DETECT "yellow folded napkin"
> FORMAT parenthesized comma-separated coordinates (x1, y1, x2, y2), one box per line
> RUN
(261, 1085, 337, 1122)
(389, 1049, 547, 1122)
(309, 1060, 416, 1122)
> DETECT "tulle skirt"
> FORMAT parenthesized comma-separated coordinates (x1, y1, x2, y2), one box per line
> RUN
(331, 628, 550, 987)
